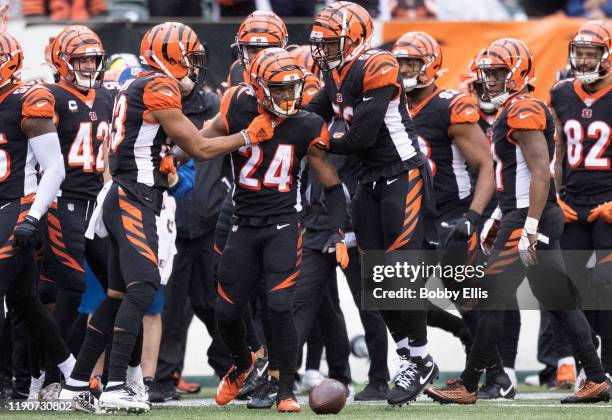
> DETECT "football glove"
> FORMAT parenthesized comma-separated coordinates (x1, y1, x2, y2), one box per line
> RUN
(480, 207, 502, 256)
(160, 155, 176, 175)
(587, 201, 612, 224)
(443, 209, 481, 246)
(244, 114, 277, 145)
(518, 229, 538, 266)
(13, 215, 39, 250)
(322, 229, 349, 269)
(557, 195, 577, 223)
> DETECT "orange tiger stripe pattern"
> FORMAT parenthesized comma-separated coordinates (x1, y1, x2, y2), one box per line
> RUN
(0, 33, 23, 84)
(118, 188, 158, 265)
(506, 95, 548, 133)
(479, 38, 535, 94)
(363, 51, 400, 91)
(387, 169, 423, 253)
(47, 205, 85, 273)
(484, 229, 522, 275)
(22, 86, 55, 119)
(449, 94, 479, 124)
(271, 225, 302, 292)
(392, 31, 442, 88)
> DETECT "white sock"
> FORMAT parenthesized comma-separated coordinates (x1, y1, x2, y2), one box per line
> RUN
(66, 377, 89, 388)
(409, 344, 429, 359)
(395, 338, 409, 350)
(127, 365, 143, 381)
(558, 357, 576, 368)
(58, 354, 76, 379)
(504, 367, 517, 388)
(106, 381, 123, 389)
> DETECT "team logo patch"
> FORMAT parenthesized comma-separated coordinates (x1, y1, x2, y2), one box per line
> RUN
(336, 93, 343, 103)
(582, 108, 593, 119)
(89, 112, 97, 121)
(68, 100, 78, 112)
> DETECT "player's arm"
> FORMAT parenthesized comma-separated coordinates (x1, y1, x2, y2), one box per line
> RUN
(551, 107, 566, 193)
(514, 129, 550, 221)
(451, 123, 495, 215)
(302, 87, 334, 122)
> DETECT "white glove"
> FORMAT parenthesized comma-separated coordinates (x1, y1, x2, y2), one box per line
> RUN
(518, 217, 539, 266)
(480, 207, 502, 255)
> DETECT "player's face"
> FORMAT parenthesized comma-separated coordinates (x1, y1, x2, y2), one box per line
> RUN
(571, 45, 603, 74)
(71, 55, 100, 86)
(245, 45, 269, 63)
(270, 83, 300, 111)
(481, 67, 508, 98)
(397, 57, 423, 79)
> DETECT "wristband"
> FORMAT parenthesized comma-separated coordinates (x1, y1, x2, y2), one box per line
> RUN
(240, 130, 251, 147)
(524, 217, 538, 235)
(27, 209, 42, 221)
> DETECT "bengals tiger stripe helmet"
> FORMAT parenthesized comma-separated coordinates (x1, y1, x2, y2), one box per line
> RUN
(569, 20, 612, 85)
(141, 22, 207, 83)
(235, 11, 288, 68)
(477, 38, 535, 108)
(288, 45, 321, 79)
(249, 48, 305, 117)
(0, 33, 23, 88)
(459, 49, 495, 113)
(392, 31, 442, 92)
(51, 25, 106, 89)
(310, 1, 373, 72)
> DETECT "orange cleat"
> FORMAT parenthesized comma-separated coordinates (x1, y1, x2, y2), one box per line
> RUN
(176, 378, 201, 394)
(561, 380, 611, 403)
(424, 378, 477, 405)
(556, 363, 576, 390)
(215, 354, 255, 405)
(277, 398, 301, 412)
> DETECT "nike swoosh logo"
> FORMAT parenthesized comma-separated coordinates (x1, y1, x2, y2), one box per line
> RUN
(277, 224, 290, 230)
(519, 113, 531, 119)
(256, 361, 269, 377)
(160, 91, 174, 97)
(37, 101, 47, 107)
(499, 385, 513, 397)
(306, 89, 318, 96)
(0, 203, 10, 211)
(381, 68, 393, 75)
(419, 365, 436, 385)
(465, 109, 475, 115)
(386, 178, 398, 185)
(363, 96, 373, 101)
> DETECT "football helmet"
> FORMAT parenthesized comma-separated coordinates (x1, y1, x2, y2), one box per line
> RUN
(392, 31, 442, 92)
(0, 32, 23, 87)
(569, 20, 611, 85)
(235, 11, 288, 68)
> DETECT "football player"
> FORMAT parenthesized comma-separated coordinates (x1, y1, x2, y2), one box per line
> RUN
(306, 1, 437, 405)
(202, 48, 348, 413)
(60, 22, 275, 413)
(0, 32, 77, 398)
(425, 38, 610, 405)
(551, 20, 612, 377)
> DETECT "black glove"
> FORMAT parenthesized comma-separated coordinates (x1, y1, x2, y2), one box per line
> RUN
(322, 229, 349, 269)
(444, 210, 481, 246)
(13, 215, 39, 250)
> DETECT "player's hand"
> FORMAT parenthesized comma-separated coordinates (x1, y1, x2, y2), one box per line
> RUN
(13, 215, 40, 250)
(160, 155, 176, 175)
(587, 201, 612, 224)
(444, 210, 481, 246)
(322, 229, 349, 269)
(557, 195, 578, 223)
(518, 230, 537, 266)
(245, 114, 277, 144)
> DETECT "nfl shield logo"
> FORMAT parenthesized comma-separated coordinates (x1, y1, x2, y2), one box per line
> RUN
(336, 93, 343, 103)
(89, 112, 97, 121)
(67, 202, 74, 212)
(582, 109, 593, 119)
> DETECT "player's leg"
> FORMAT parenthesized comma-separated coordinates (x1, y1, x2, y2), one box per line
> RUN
(591, 218, 612, 376)
(320, 277, 351, 388)
(214, 225, 261, 405)
(262, 222, 302, 412)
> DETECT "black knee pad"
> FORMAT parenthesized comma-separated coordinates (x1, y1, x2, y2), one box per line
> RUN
(89, 296, 123, 338)
(113, 282, 157, 332)
(267, 291, 293, 313)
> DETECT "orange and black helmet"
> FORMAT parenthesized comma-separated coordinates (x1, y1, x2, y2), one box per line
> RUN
(392, 31, 442, 92)
(141, 22, 207, 82)
(235, 11, 288, 67)
(569, 20, 612, 84)
(248, 47, 305, 117)
(477, 38, 535, 108)
(50, 25, 106, 89)
(287, 45, 321, 79)
(459, 49, 495, 113)
(310, 1, 373, 72)
(0, 33, 23, 87)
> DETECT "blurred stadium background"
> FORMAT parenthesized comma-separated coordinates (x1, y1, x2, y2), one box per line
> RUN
(5, 0, 610, 380)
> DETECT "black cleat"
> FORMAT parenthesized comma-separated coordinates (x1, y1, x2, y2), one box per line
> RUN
(354, 382, 389, 401)
(238, 356, 269, 400)
(144, 377, 165, 403)
(387, 350, 438, 406)
(477, 373, 515, 400)
(247, 376, 278, 409)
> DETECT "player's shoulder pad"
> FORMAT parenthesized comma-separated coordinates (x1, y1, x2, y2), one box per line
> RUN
(506, 94, 548, 131)
(296, 111, 329, 149)
(143, 73, 181, 111)
(302, 71, 322, 106)
(442, 90, 479, 124)
(21, 83, 55, 119)
(550, 77, 574, 94)
(219, 84, 253, 132)
(361, 50, 399, 91)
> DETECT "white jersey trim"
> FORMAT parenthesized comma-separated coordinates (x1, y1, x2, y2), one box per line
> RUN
(451, 143, 472, 200)
(134, 121, 159, 186)
(515, 147, 531, 208)
(385, 98, 417, 161)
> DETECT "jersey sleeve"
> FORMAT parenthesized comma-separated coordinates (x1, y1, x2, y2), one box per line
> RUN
(308, 119, 331, 149)
(143, 76, 182, 111)
(301, 72, 322, 106)
(362, 52, 400, 91)
(506, 97, 548, 130)
(22, 85, 55, 119)
(449, 93, 479, 125)
(219, 85, 246, 134)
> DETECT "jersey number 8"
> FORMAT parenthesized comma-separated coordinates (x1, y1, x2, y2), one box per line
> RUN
(564, 120, 611, 170)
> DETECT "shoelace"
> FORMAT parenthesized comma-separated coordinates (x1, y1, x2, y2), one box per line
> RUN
(395, 358, 418, 389)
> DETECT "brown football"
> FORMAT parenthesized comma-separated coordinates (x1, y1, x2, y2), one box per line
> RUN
(308, 378, 347, 415)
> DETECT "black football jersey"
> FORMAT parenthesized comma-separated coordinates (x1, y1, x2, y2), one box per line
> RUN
(109, 71, 182, 191)
(477, 110, 499, 215)
(47, 82, 114, 201)
(320, 49, 424, 182)
(226, 60, 246, 88)
(409, 88, 479, 211)
(220, 85, 329, 225)
(492, 94, 556, 211)
(0, 83, 55, 200)
(550, 79, 612, 203)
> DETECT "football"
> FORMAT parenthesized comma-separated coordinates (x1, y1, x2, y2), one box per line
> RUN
(308, 379, 347, 415)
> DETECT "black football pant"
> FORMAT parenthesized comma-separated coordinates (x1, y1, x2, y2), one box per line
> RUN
(560, 200, 612, 374)
(460, 204, 605, 392)
(0, 196, 70, 370)
(216, 222, 301, 396)
(292, 246, 351, 385)
(352, 168, 428, 347)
